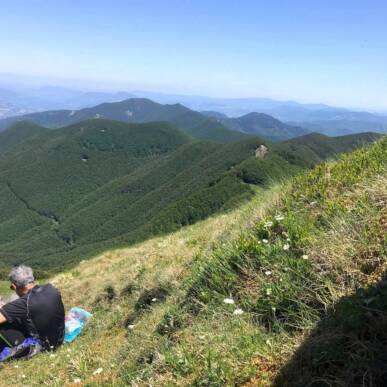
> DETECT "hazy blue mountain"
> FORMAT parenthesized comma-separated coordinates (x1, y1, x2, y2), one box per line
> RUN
(202, 111, 310, 141)
(1, 84, 386, 136)
(133, 91, 332, 117)
(134, 91, 387, 136)
(295, 120, 387, 136)
(0, 86, 136, 117)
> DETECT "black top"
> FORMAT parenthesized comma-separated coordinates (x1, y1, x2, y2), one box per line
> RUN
(0, 284, 65, 349)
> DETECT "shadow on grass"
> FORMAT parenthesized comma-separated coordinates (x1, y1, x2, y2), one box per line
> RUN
(273, 272, 387, 387)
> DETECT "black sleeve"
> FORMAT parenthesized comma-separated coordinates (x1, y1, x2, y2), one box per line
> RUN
(0, 298, 27, 323)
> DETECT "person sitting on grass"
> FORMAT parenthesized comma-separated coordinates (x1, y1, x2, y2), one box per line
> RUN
(0, 265, 65, 354)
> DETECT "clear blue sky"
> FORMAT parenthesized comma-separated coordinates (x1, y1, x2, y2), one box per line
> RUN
(1, 0, 386, 109)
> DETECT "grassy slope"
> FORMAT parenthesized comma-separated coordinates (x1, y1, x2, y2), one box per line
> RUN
(0, 184, 277, 386)
(0, 136, 385, 386)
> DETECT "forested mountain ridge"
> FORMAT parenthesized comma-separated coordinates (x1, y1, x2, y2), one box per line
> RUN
(0, 118, 380, 275)
(0, 98, 249, 143)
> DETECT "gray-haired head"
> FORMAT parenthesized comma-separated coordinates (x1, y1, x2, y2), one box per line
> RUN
(9, 265, 35, 287)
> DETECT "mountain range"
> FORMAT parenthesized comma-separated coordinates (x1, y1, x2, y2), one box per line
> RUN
(1, 85, 387, 137)
(0, 98, 308, 142)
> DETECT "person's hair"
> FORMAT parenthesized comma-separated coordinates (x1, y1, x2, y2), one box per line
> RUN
(9, 265, 35, 287)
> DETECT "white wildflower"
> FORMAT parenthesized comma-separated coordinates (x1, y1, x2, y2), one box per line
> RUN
(233, 308, 244, 315)
(14, 365, 19, 369)
(93, 367, 103, 375)
(264, 221, 273, 228)
(264, 270, 272, 276)
(21, 375, 26, 379)
(151, 298, 157, 302)
(275, 215, 284, 221)
(262, 239, 269, 244)
(286, 237, 291, 242)
(128, 324, 135, 330)
(73, 378, 82, 384)
(283, 244, 290, 251)
(302, 254, 309, 260)
(223, 298, 235, 304)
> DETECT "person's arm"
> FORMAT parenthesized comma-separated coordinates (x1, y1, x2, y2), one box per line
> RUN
(0, 298, 27, 325)
(0, 311, 7, 324)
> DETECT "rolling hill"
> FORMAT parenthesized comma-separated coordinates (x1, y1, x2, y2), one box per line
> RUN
(0, 119, 379, 275)
(203, 111, 310, 141)
(0, 120, 49, 154)
(0, 98, 249, 143)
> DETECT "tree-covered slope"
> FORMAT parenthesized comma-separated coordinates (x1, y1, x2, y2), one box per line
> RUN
(0, 120, 49, 154)
(0, 120, 379, 275)
(0, 119, 259, 272)
(0, 98, 249, 143)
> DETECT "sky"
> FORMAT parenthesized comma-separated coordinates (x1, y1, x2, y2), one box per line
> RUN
(1, 0, 387, 109)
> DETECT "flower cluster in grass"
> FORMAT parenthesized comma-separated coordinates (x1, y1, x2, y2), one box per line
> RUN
(183, 208, 329, 331)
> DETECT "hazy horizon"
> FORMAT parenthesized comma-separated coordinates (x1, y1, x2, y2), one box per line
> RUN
(1, 1, 386, 111)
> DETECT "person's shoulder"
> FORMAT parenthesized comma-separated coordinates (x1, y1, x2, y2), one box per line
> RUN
(40, 283, 61, 295)
(1, 295, 27, 320)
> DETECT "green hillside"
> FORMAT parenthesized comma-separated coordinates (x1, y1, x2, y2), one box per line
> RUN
(0, 119, 379, 275)
(0, 120, 49, 154)
(0, 136, 384, 386)
(0, 98, 249, 143)
(0, 118, 258, 273)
